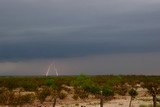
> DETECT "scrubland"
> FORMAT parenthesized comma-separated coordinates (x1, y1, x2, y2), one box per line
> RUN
(0, 75, 159, 107)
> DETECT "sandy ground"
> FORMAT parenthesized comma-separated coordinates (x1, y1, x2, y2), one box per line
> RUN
(0, 87, 159, 107)
(32, 96, 154, 107)
(54, 96, 153, 107)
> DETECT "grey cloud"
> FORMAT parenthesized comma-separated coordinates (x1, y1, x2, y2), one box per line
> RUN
(1, 26, 160, 62)
(1, 0, 160, 75)
(0, 0, 160, 62)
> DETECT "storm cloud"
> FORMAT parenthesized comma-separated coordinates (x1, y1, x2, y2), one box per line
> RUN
(0, 0, 160, 75)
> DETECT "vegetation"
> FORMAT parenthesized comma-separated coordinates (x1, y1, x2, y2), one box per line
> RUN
(142, 77, 160, 107)
(0, 75, 159, 106)
(0, 87, 35, 106)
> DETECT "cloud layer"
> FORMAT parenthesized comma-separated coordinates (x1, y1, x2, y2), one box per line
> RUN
(0, 0, 160, 75)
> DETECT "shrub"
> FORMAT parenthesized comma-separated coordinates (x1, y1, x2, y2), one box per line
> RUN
(0, 87, 35, 106)
(36, 87, 52, 104)
(18, 94, 35, 105)
(84, 84, 100, 95)
(72, 74, 100, 95)
(44, 79, 56, 89)
(71, 74, 92, 88)
(102, 86, 114, 97)
(19, 81, 38, 91)
(59, 91, 67, 99)
(0, 87, 14, 105)
(9, 93, 35, 106)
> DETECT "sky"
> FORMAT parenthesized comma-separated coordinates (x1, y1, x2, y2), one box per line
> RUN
(0, 0, 160, 75)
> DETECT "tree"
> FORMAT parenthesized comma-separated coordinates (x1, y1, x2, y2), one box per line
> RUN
(128, 88, 138, 107)
(99, 86, 114, 107)
(141, 76, 160, 107)
(102, 86, 114, 97)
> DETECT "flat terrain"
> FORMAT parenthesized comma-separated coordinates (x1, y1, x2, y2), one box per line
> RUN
(0, 75, 159, 107)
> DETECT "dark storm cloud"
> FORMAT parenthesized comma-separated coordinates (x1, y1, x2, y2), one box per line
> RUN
(0, 0, 160, 62)
(1, 27, 160, 62)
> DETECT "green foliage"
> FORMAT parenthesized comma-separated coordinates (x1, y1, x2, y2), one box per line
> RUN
(18, 81, 38, 91)
(2, 79, 19, 90)
(105, 75, 123, 87)
(72, 74, 100, 94)
(71, 74, 102, 99)
(72, 74, 92, 88)
(85, 85, 100, 94)
(44, 79, 57, 89)
(0, 75, 160, 106)
(102, 86, 114, 97)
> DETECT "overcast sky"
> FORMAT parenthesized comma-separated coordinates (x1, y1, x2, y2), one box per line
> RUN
(0, 0, 160, 75)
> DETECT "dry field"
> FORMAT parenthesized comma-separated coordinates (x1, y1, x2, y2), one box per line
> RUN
(0, 75, 159, 107)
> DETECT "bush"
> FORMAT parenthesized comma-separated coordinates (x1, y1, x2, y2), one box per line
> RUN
(59, 91, 67, 99)
(44, 79, 56, 89)
(18, 81, 38, 91)
(9, 93, 35, 106)
(72, 74, 92, 88)
(36, 87, 52, 104)
(18, 94, 35, 105)
(102, 86, 114, 97)
(72, 74, 100, 95)
(0, 87, 35, 106)
(0, 87, 14, 105)
(85, 85, 100, 94)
